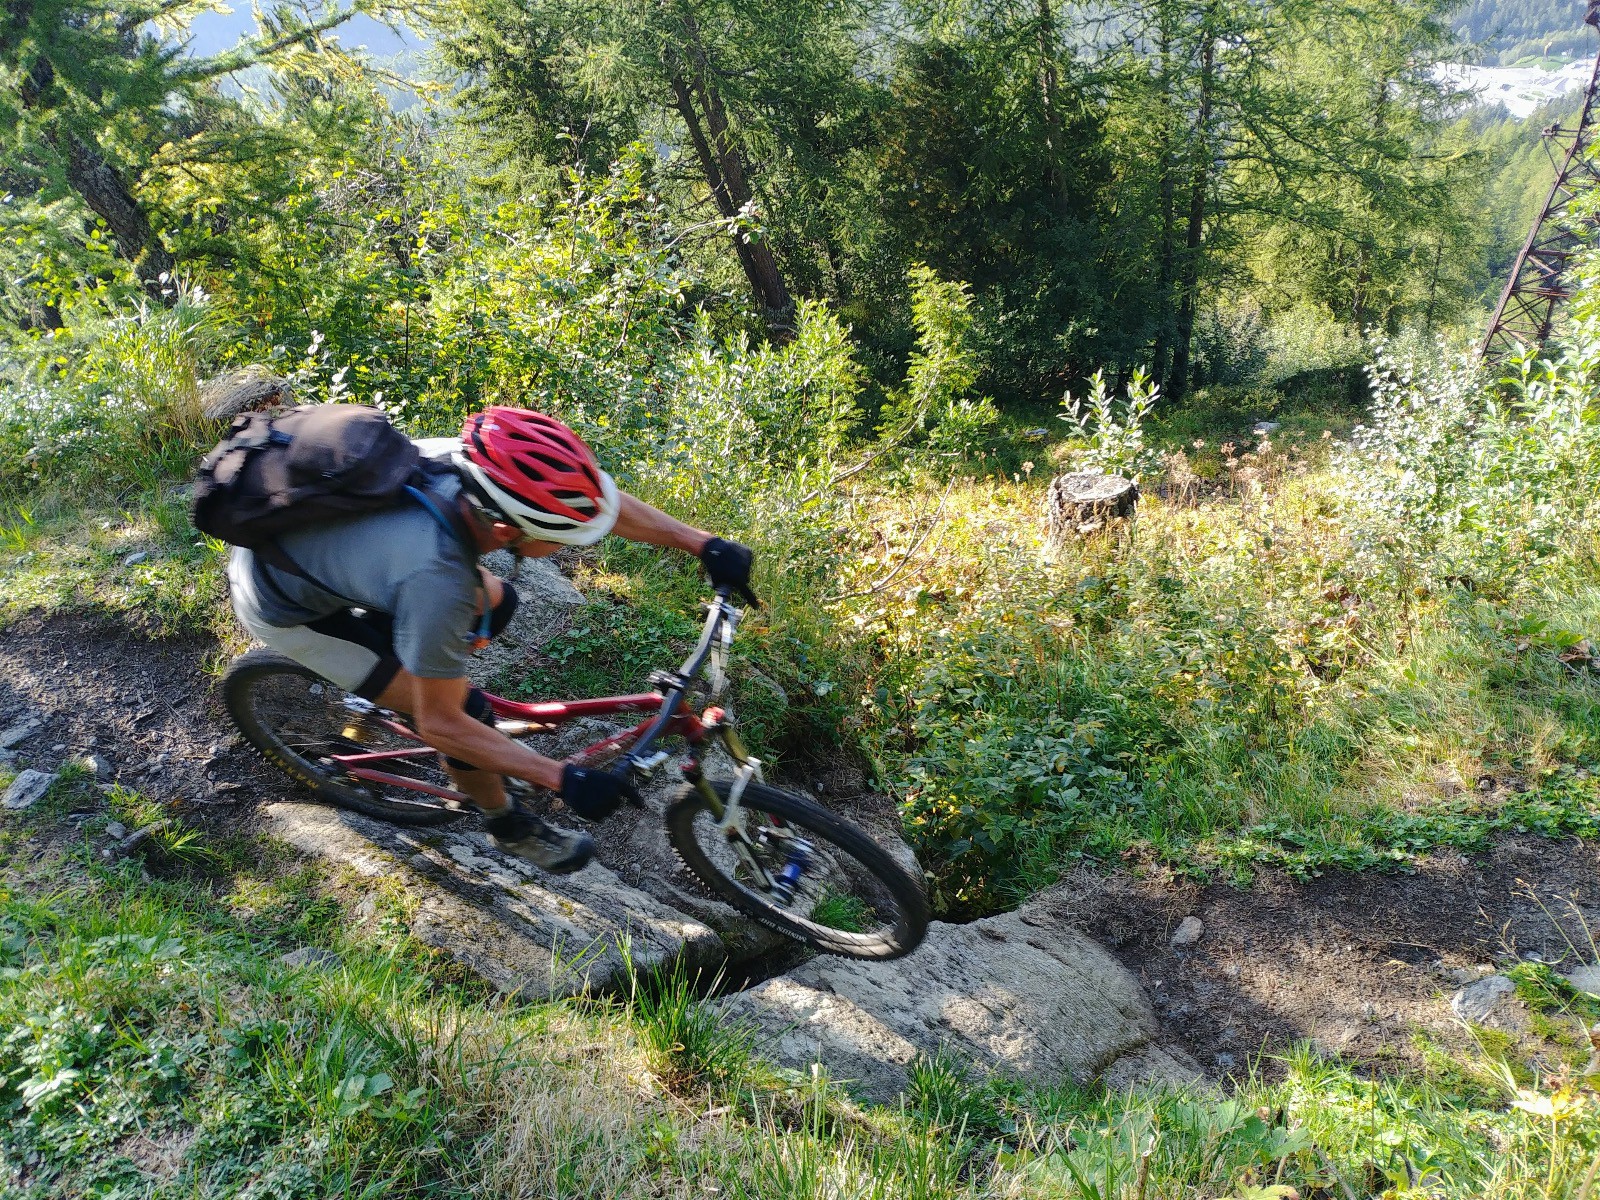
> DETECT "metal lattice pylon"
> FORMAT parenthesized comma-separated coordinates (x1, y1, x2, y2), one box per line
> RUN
(1480, 4, 1600, 363)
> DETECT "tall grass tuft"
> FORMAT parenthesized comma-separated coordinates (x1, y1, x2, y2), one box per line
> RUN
(622, 944, 753, 1096)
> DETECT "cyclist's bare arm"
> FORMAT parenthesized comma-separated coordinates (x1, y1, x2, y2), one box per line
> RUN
(376, 672, 562, 791)
(612, 492, 711, 555)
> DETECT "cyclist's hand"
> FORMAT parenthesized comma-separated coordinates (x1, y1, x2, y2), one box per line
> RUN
(560, 764, 642, 821)
(700, 536, 759, 607)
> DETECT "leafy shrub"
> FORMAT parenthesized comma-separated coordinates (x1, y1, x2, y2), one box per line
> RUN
(0, 289, 221, 497)
(1056, 368, 1161, 481)
(1337, 323, 1600, 597)
(1261, 302, 1365, 384)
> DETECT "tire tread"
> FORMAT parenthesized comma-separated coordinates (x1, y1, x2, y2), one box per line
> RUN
(666, 779, 929, 959)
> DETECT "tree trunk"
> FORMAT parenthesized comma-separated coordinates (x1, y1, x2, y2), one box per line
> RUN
(1150, 21, 1178, 390)
(677, 18, 793, 332)
(1037, 0, 1066, 214)
(669, 69, 782, 313)
(18, 50, 175, 303)
(62, 133, 175, 301)
(1167, 31, 1215, 402)
(1423, 240, 1443, 332)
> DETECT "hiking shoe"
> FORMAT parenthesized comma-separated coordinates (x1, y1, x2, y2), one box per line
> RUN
(485, 802, 596, 874)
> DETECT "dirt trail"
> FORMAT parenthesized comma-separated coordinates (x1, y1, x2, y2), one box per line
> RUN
(1052, 841, 1600, 1072)
(3, 612, 1596, 1076)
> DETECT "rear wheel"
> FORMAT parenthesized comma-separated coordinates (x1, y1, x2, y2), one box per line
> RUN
(222, 648, 464, 826)
(666, 779, 929, 960)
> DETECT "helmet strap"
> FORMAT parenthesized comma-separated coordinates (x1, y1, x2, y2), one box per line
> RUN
(459, 476, 512, 530)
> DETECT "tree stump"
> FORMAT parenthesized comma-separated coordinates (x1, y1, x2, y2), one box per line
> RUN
(1044, 472, 1138, 545)
(200, 366, 293, 420)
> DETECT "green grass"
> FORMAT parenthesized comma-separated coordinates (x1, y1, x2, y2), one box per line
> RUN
(0, 489, 229, 637)
(810, 889, 871, 932)
(6, 792, 1600, 1198)
(821, 452, 1600, 910)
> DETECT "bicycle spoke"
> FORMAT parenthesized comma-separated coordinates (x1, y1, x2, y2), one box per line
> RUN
(668, 781, 928, 958)
(224, 650, 464, 826)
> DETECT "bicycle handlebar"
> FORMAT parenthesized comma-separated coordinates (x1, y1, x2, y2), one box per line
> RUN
(619, 585, 746, 777)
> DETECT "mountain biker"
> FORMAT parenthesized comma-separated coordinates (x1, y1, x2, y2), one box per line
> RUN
(226, 406, 755, 874)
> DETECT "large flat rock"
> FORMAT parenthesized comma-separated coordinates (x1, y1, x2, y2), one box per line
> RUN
(716, 889, 1197, 1102)
(261, 802, 726, 997)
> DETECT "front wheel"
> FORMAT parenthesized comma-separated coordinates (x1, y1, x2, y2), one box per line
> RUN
(666, 779, 929, 960)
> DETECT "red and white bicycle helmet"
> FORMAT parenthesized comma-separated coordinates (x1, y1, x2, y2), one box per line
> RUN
(456, 408, 621, 545)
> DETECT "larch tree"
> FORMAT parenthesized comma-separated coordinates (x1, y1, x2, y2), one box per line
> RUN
(442, 0, 870, 334)
(0, 0, 374, 305)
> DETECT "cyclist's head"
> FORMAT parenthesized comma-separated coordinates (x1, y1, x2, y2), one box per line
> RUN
(456, 408, 620, 545)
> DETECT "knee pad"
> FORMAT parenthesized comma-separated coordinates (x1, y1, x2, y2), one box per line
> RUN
(443, 687, 496, 771)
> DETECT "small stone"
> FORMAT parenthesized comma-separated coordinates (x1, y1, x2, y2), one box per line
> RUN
(105, 820, 128, 841)
(279, 947, 343, 971)
(1214, 1051, 1236, 1069)
(1251, 421, 1281, 436)
(1170, 916, 1204, 949)
(117, 821, 169, 858)
(2, 769, 56, 811)
(1451, 974, 1516, 1023)
(75, 753, 112, 778)
(0, 719, 40, 750)
(50, 743, 65, 753)
(1563, 964, 1600, 996)
(122, 551, 150, 567)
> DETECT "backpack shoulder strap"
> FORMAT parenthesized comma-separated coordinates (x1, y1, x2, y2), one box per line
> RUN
(255, 540, 359, 607)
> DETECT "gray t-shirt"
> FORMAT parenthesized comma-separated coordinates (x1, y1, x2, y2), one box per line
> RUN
(227, 467, 484, 680)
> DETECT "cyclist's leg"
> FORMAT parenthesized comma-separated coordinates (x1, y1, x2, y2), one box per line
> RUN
(235, 576, 524, 810)
(234, 600, 398, 698)
(364, 670, 509, 812)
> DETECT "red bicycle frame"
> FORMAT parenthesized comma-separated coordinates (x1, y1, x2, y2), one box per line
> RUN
(325, 691, 711, 804)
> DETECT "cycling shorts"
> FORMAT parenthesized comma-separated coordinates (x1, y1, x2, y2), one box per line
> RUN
(231, 584, 520, 700)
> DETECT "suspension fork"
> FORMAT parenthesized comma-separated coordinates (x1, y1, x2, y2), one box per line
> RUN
(688, 719, 763, 824)
(687, 717, 776, 885)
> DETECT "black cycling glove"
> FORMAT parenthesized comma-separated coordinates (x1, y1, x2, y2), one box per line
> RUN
(560, 764, 643, 822)
(699, 537, 759, 606)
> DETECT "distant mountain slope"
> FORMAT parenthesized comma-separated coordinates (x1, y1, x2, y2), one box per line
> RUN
(1454, 0, 1595, 64)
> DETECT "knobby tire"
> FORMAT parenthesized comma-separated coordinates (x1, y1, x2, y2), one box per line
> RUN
(666, 779, 930, 960)
(222, 648, 462, 827)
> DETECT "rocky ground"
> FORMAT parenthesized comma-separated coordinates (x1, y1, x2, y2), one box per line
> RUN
(2, 586, 1596, 1097)
(1053, 841, 1600, 1075)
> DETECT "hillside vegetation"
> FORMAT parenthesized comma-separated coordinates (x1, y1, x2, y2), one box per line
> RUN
(6, 0, 1600, 1195)
(6, 774, 1600, 1199)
